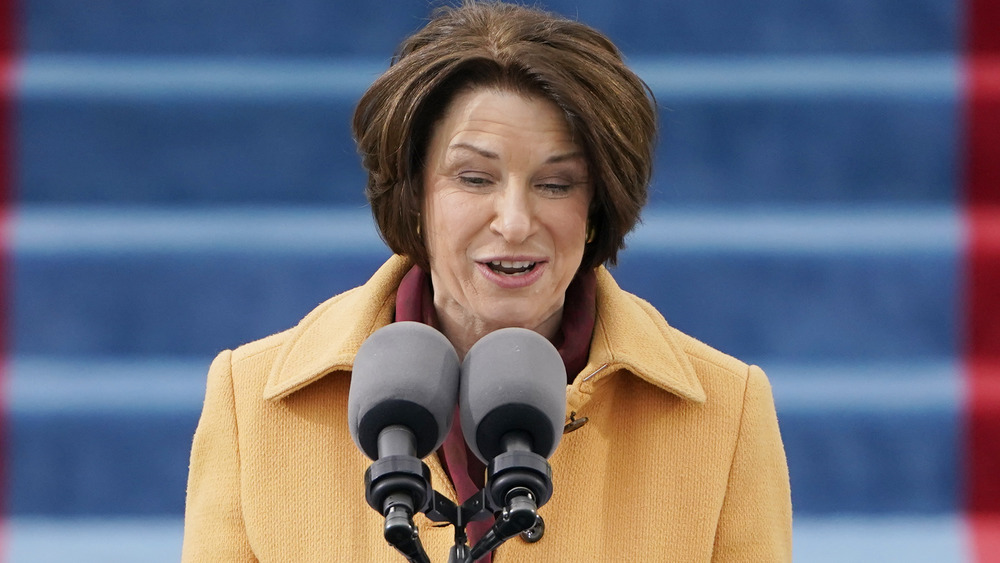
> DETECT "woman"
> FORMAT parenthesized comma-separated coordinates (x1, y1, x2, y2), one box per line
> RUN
(182, 1, 792, 561)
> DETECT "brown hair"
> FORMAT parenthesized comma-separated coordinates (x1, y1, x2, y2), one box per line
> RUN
(352, 0, 656, 271)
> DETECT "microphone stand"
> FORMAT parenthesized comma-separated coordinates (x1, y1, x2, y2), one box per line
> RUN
(363, 429, 553, 563)
(364, 426, 435, 563)
(463, 431, 553, 562)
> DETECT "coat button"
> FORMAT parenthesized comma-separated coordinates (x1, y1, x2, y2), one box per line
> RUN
(563, 412, 589, 434)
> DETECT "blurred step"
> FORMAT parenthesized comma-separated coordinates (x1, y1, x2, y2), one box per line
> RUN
(22, 0, 957, 56)
(11, 206, 392, 357)
(15, 57, 375, 205)
(7, 357, 206, 516)
(12, 205, 959, 361)
(5, 357, 964, 517)
(768, 360, 963, 514)
(616, 205, 961, 363)
(15, 55, 959, 205)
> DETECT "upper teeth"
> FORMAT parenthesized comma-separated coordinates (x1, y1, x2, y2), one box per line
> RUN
(491, 261, 533, 269)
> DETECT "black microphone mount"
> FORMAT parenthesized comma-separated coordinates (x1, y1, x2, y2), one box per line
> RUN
(361, 428, 553, 563)
(363, 425, 435, 563)
(463, 430, 553, 562)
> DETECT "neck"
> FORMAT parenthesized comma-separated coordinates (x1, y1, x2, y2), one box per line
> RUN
(433, 301, 563, 361)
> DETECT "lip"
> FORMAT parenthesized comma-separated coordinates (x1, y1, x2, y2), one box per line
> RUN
(475, 258, 548, 289)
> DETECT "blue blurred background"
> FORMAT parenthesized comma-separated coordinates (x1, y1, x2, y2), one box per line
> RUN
(4, 0, 984, 561)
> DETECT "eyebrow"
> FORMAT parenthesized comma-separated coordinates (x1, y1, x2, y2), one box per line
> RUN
(448, 142, 585, 164)
(449, 142, 499, 160)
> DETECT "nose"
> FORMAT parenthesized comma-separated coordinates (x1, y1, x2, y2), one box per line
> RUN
(490, 183, 533, 244)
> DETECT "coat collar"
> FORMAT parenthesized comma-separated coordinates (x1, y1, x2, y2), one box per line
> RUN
(262, 255, 409, 400)
(263, 255, 705, 404)
(584, 266, 706, 403)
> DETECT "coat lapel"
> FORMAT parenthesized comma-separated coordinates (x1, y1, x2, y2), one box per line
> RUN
(262, 255, 412, 401)
(585, 266, 707, 403)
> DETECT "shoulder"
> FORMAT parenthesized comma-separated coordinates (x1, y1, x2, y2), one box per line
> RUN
(208, 282, 364, 397)
(229, 328, 293, 371)
(593, 266, 766, 402)
(215, 255, 412, 402)
(673, 328, 759, 389)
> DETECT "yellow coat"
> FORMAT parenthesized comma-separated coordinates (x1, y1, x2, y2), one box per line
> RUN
(183, 255, 792, 562)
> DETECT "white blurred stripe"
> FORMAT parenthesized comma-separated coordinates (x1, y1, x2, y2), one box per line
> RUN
(11, 205, 386, 255)
(765, 360, 963, 412)
(631, 206, 961, 255)
(3, 515, 970, 562)
(632, 55, 957, 100)
(17, 55, 956, 101)
(7, 357, 208, 414)
(6, 517, 184, 563)
(793, 514, 971, 562)
(17, 56, 385, 100)
(11, 204, 959, 256)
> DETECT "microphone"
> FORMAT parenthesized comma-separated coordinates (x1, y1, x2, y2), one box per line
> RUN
(348, 322, 461, 563)
(459, 327, 566, 463)
(349, 321, 460, 461)
(458, 328, 566, 561)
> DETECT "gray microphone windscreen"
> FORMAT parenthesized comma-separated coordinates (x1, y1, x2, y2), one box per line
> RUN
(459, 328, 566, 462)
(348, 322, 460, 460)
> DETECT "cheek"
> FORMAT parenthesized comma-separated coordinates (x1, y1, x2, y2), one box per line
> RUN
(552, 201, 591, 248)
(431, 191, 491, 231)
(425, 193, 483, 265)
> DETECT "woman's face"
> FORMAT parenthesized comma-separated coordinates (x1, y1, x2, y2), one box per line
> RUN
(422, 88, 593, 342)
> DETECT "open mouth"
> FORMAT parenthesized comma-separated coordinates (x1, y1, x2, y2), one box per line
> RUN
(486, 260, 537, 276)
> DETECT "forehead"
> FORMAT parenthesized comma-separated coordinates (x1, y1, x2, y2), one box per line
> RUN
(429, 88, 579, 153)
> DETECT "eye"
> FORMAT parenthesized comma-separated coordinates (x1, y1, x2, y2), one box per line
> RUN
(535, 164, 588, 197)
(536, 177, 585, 197)
(537, 182, 572, 194)
(457, 174, 493, 188)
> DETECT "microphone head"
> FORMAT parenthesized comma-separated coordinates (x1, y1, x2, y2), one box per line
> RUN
(348, 322, 460, 460)
(459, 327, 567, 462)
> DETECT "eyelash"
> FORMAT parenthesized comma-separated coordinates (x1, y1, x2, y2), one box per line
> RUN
(538, 182, 573, 194)
(458, 175, 491, 187)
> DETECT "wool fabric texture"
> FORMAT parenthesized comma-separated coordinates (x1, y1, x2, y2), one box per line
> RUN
(182, 255, 792, 561)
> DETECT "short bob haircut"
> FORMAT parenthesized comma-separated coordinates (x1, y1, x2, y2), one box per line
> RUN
(353, 0, 656, 272)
